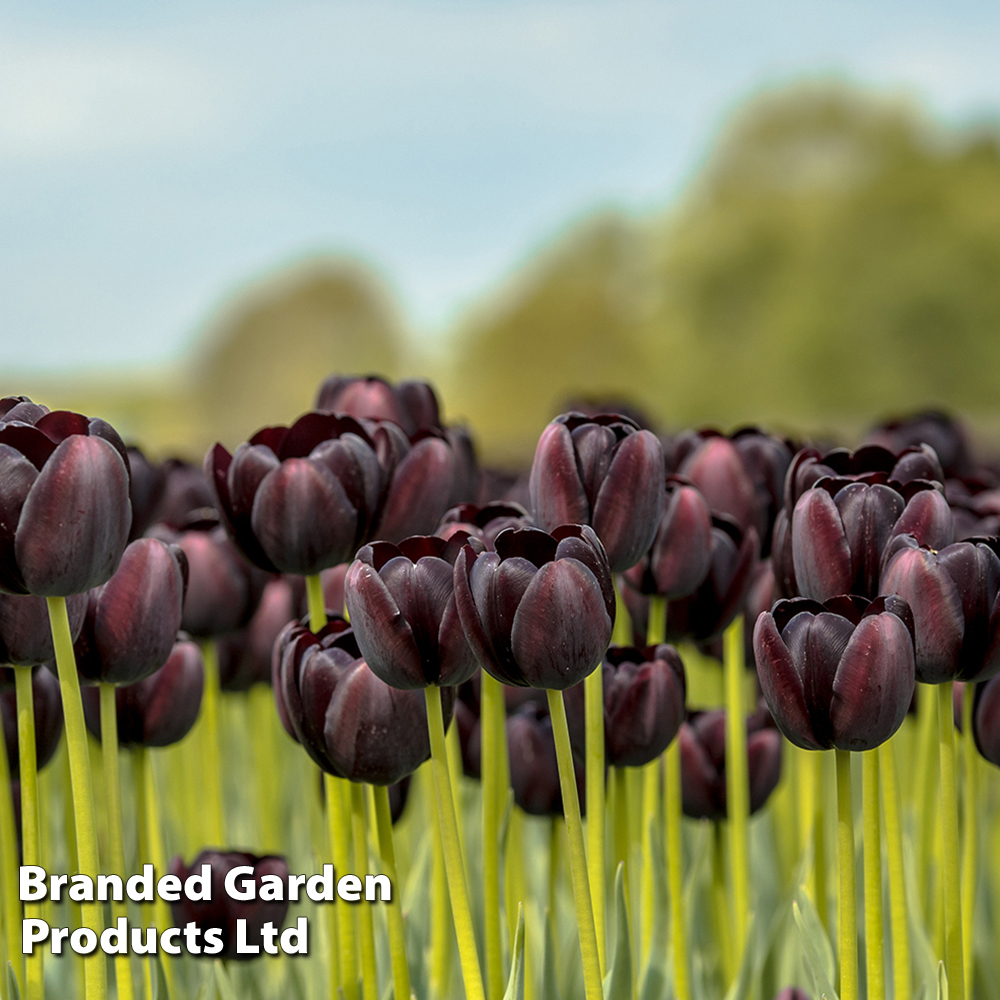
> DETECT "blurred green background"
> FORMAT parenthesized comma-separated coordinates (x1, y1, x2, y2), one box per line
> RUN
(10, 80, 1000, 465)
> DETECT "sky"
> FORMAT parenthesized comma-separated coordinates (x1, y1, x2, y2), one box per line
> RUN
(3, 0, 1000, 373)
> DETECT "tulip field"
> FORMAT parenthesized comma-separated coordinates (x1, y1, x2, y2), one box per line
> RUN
(4, 382, 1000, 1000)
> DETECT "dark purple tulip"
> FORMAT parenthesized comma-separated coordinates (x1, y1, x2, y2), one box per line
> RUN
(529, 412, 664, 573)
(867, 411, 971, 480)
(0, 592, 86, 666)
(880, 534, 1000, 684)
(82, 639, 204, 747)
(2, 666, 63, 770)
(770, 508, 798, 599)
(753, 595, 916, 751)
(0, 396, 48, 426)
(206, 412, 383, 575)
(437, 502, 533, 550)
(744, 559, 779, 668)
(273, 617, 451, 784)
(623, 477, 713, 598)
(507, 702, 586, 817)
(454, 524, 615, 689)
(679, 707, 783, 820)
(150, 515, 265, 639)
(345, 534, 479, 689)
(0, 409, 132, 596)
(973, 675, 1000, 767)
(126, 446, 167, 541)
(665, 517, 760, 644)
(454, 697, 482, 779)
(152, 459, 214, 530)
(73, 538, 187, 685)
(792, 477, 952, 603)
(445, 426, 480, 506)
(169, 851, 289, 960)
(315, 375, 442, 436)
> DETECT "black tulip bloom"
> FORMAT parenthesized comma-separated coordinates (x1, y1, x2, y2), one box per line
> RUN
(973, 675, 1000, 768)
(665, 516, 760, 644)
(126, 446, 167, 541)
(867, 411, 971, 480)
(345, 534, 479, 689)
(73, 538, 187, 685)
(1, 666, 63, 771)
(0, 592, 86, 666)
(529, 412, 664, 573)
(753, 595, 916, 752)
(0, 396, 48, 427)
(206, 412, 383, 575)
(274, 617, 451, 784)
(679, 707, 783, 820)
(454, 525, 615, 689)
(0, 409, 132, 596)
(315, 375, 442, 435)
(623, 477, 713, 599)
(507, 702, 586, 817)
(169, 851, 289, 960)
(880, 534, 1000, 684)
(82, 639, 204, 747)
(437, 502, 533, 550)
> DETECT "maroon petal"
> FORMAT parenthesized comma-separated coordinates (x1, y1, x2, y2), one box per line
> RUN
(375, 437, 454, 543)
(791, 489, 852, 602)
(680, 436, 758, 536)
(0, 445, 40, 594)
(747, 729, 783, 814)
(649, 484, 713, 599)
(528, 422, 589, 531)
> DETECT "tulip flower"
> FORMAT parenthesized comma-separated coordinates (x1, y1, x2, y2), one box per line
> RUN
(1, 666, 63, 771)
(82, 639, 204, 747)
(345, 534, 479, 689)
(0, 409, 132, 596)
(529, 412, 664, 572)
(678, 707, 783, 820)
(867, 410, 971, 479)
(206, 412, 383, 575)
(154, 458, 215, 529)
(437, 502, 533, 549)
(753, 594, 916, 751)
(126, 446, 167, 541)
(454, 525, 615, 689)
(73, 538, 187, 685)
(973, 674, 1000, 767)
(316, 374, 442, 435)
(0, 395, 48, 426)
(880, 535, 1000, 684)
(506, 702, 586, 817)
(169, 850, 290, 960)
(0, 592, 86, 666)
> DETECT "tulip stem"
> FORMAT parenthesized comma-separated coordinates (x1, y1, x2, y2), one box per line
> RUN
(370, 784, 412, 1000)
(481, 671, 506, 1000)
(835, 748, 858, 1000)
(722, 615, 749, 974)
(712, 823, 734, 984)
(326, 774, 358, 1000)
(47, 595, 107, 1000)
(307, 573, 327, 634)
(585, 656, 607, 972)
(640, 757, 659, 960)
(862, 750, 884, 1000)
(250, 685, 281, 852)
(14, 666, 43, 1000)
(546, 687, 605, 1000)
(198, 639, 226, 847)
(611, 767, 631, 918)
(961, 682, 976, 997)
(938, 681, 966, 1000)
(915, 683, 939, 918)
(879, 738, 912, 1000)
(665, 738, 690, 1000)
(99, 684, 135, 1000)
(425, 686, 486, 1000)
(0, 714, 23, 993)
(349, 783, 379, 1000)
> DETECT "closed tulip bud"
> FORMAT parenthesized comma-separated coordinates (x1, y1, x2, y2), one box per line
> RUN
(623, 477, 713, 598)
(665, 516, 760, 643)
(454, 525, 615, 689)
(437, 502, 533, 549)
(507, 702, 586, 817)
(744, 558, 779, 668)
(675, 432, 758, 542)
(973, 675, 1000, 767)
(274, 617, 451, 784)
(73, 538, 187, 685)
(153, 459, 215, 530)
(0, 409, 131, 596)
(126, 446, 167, 541)
(867, 410, 971, 480)
(169, 851, 289, 960)
(754, 595, 916, 751)
(0, 396, 48, 426)
(345, 534, 480, 689)
(315, 375, 442, 435)
(446, 426, 480, 506)
(880, 534, 1000, 684)
(529, 412, 664, 572)
(206, 412, 383, 574)
(1, 665, 63, 771)
(82, 639, 204, 747)
(0, 592, 86, 666)
(679, 707, 782, 820)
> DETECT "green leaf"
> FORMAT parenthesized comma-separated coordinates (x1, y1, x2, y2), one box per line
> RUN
(638, 818, 669, 1000)
(543, 907, 563, 1000)
(7, 962, 21, 1000)
(214, 960, 239, 1000)
(603, 862, 634, 1000)
(792, 895, 838, 1000)
(503, 903, 525, 1000)
(936, 961, 949, 1000)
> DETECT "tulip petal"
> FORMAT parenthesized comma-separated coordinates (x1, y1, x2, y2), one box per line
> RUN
(0, 445, 39, 594)
(529, 422, 590, 531)
(680, 436, 757, 537)
(376, 437, 454, 542)
(747, 729, 783, 815)
(792, 488, 852, 602)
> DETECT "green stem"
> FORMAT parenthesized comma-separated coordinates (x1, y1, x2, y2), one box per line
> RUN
(14, 666, 43, 1000)
(371, 785, 411, 1000)
(430, 779, 452, 999)
(722, 616, 749, 972)
(481, 671, 505, 1000)
(350, 784, 378, 1000)
(862, 751, 884, 1000)
(47, 595, 107, 1000)
(100, 684, 134, 1000)
(584, 664, 607, 973)
(938, 681, 966, 1000)
(546, 688, 604, 1000)
(647, 595, 667, 648)
(815, 752, 829, 936)
(307, 573, 327, 634)
(425, 686, 486, 1000)
(836, 748, 857, 1000)
(961, 682, 976, 997)
(712, 823, 734, 984)
(326, 774, 358, 1000)
(915, 682, 939, 918)
(549, 817, 561, 919)
(665, 739, 690, 1000)
(250, 685, 280, 852)
(0, 712, 23, 993)
(505, 802, 525, 957)
(199, 640, 225, 846)
(445, 710, 468, 875)
(640, 757, 659, 960)
(612, 766, 631, 911)
(879, 738, 911, 1000)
